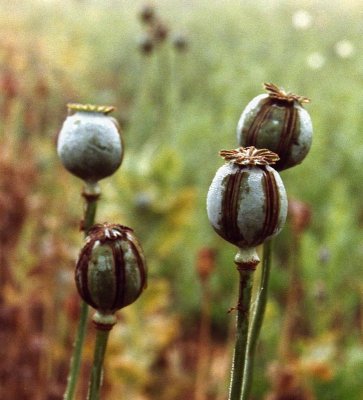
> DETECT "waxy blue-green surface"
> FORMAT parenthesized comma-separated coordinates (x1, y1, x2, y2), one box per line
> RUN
(57, 111, 123, 183)
(87, 242, 117, 312)
(237, 94, 313, 170)
(207, 163, 287, 248)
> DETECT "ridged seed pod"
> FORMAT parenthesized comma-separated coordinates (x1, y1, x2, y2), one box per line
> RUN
(236, 83, 312, 171)
(207, 147, 287, 263)
(57, 104, 123, 183)
(75, 223, 147, 327)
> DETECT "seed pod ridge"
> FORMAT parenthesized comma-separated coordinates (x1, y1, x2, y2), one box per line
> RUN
(207, 147, 287, 248)
(75, 223, 147, 315)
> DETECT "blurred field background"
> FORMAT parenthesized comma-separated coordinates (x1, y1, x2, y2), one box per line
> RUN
(1, 0, 363, 399)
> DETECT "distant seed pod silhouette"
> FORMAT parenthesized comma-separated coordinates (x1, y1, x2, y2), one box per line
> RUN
(172, 33, 188, 52)
(139, 4, 156, 25)
(138, 34, 154, 55)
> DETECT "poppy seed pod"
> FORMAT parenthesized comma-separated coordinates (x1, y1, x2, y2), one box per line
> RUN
(75, 223, 147, 327)
(236, 83, 312, 171)
(138, 34, 154, 55)
(207, 147, 287, 264)
(172, 33, 188, 52)
(57, 104, 123, 183)
(139, 4, 155, 25)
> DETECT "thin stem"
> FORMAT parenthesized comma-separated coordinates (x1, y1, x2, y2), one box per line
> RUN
(64, 301, 90, 400)
(64, 183, 100, 400)
(228, 265, 255, 400)
(194, 279, 212, 400)
(87, 329, 110, 400)
(241, 240, 273, 400)
(83, 195, 98, 233)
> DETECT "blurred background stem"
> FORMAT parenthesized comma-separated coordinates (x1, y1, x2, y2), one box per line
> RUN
(194, 276, 212, 400)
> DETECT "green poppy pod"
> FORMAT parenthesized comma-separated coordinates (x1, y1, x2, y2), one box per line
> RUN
(75, 223, 147, 325)
(236, 83, 312, 171)
(57, 104, 124, 183)
(207, 147, 287, 257)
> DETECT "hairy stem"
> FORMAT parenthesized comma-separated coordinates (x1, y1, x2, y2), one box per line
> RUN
(228, 249, 258, 400)
(241, 240, 272, 399)
(87, 329, 110, 400)
(64, 183, 100, 400)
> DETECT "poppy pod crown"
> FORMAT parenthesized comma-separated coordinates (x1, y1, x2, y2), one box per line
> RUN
(207, 147, 288, 250)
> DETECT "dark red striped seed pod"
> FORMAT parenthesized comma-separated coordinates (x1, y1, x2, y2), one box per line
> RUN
(75, 223, 147, 328)
(236, 83, 312, 171)
(207, 147, 287, 264)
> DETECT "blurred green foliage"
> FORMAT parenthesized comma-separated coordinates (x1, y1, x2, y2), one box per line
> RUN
(1, 0, 363, 398)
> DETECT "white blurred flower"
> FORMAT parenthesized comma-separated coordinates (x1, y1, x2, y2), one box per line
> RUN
(334, 40, 355, 58)
(306, 52, 325, 69)
(292, 10, 313, 30)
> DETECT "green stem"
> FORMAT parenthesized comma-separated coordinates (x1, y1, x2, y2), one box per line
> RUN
(228, 265, 255, 400)
(87, 329, 111, 400)
(64, 183, 100, 400)
(241, 240, 273, 400)
(83, 195, 98, 234)
(64, 301, 90, 400)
